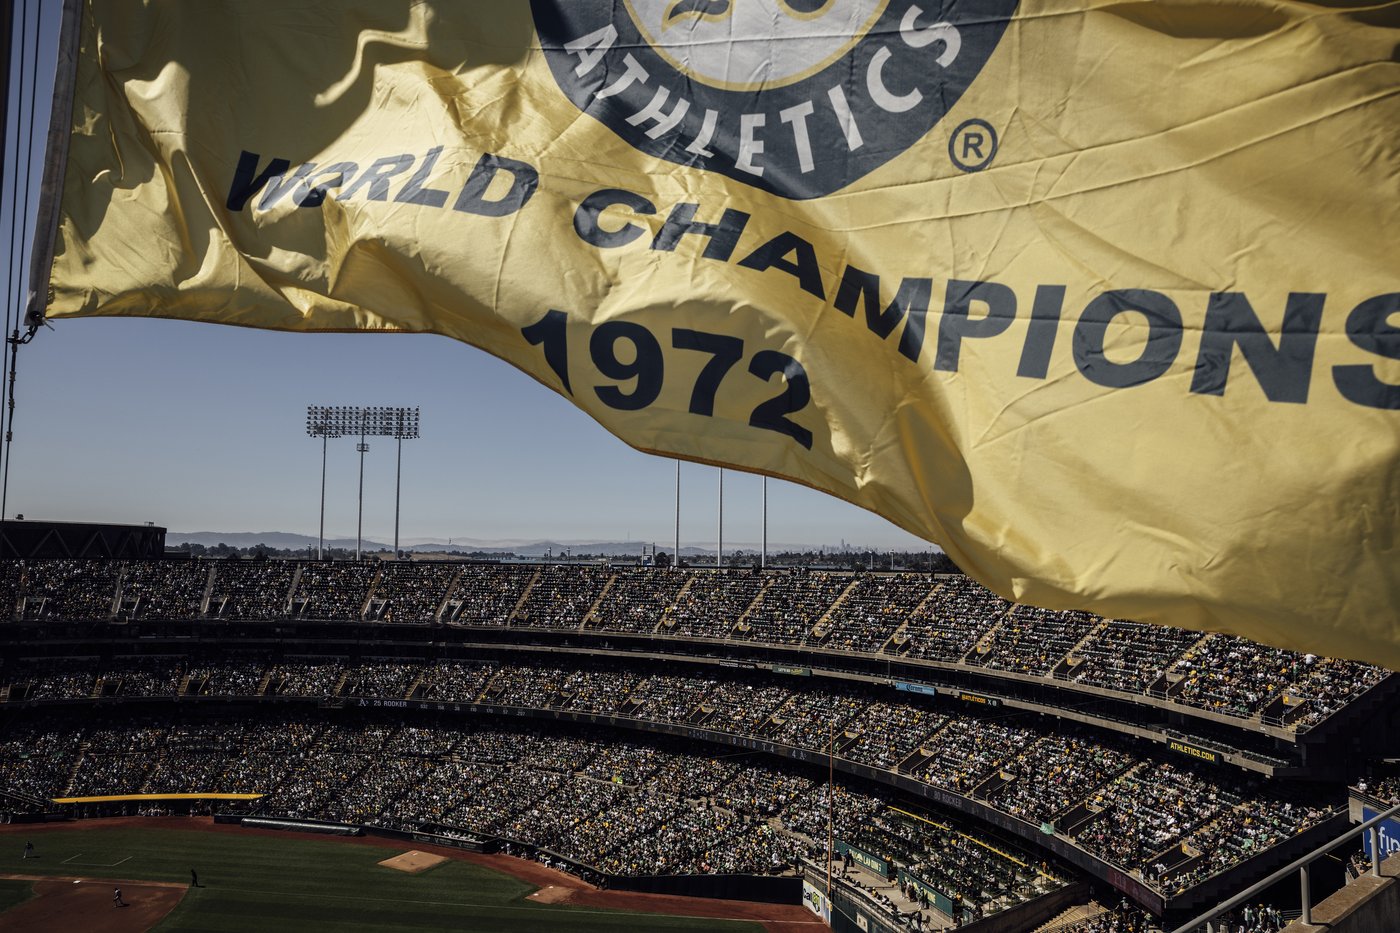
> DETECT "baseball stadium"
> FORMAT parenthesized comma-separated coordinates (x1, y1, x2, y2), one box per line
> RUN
(1, 0, 1398, 932)
(1, 539, 1398, 932)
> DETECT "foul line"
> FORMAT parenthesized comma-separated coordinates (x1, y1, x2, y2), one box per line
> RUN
(201, 886, 818, 923)
(61, 853, 132, 867)
(0, 873, 186, 888)
(0, 873, 822, 924)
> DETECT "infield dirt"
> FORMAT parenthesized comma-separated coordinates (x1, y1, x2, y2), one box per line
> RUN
(377, 849, 449, 874)
(0, 875, 185, 933)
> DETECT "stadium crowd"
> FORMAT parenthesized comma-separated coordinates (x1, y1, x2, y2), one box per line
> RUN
(1048, 900, 1288, 933)
(0, 653, 1343, 899)
(1354, 774, 1400, 803)
(0, 710, 1067, 930)
(1, 558, 1385, 730)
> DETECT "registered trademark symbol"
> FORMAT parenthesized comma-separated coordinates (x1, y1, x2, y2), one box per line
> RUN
(949, 119, 998, 172)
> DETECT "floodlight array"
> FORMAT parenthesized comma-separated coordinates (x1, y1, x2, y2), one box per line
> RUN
(306, 406, 420, 439)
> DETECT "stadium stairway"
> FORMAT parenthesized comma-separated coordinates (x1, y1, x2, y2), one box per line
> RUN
(841, 860, 932, 929)
(1052, 620, 1110, 679)
(1032, 901, 1107, 932)
(61, 742, 89, 796)
(887, 620, 912, 654)
(757, 715, 786, 738)
(731, 577, 774, 637)
(108, 568, 127, 617)
(1150, 841, 1199, 882)
(834, 730, 862, 757)
(420, 565, 464, 623)
(197, 563, 216, 616)
(357, 566, 385, 621)
(882, 584, 941, 655)
(655, 574, 697, 633)
(974, 770, 1015, 800)
(965, 616, 1008, 666)
(1056, 798, 1112, 839)
(897, 746, 939, 776)
(285, 565, 304, 617)
(808, 577, 860, 645)
(1153, 632, 1215, 700)
(476, 670, 505, 703)
(0, 786, 49, 812)
(580, 575, 616, 630)
(507, 570, 541, 624)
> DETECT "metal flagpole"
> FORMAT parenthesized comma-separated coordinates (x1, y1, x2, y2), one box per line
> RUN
(674, 459, 681, 569)
(0, 332, 21, 523)
(717, 468, 723, 569)
(1, 0, 38, 524)
(0, 0, 20, 522)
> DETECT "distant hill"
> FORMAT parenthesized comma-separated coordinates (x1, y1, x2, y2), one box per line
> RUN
(164, 530, 814, 557)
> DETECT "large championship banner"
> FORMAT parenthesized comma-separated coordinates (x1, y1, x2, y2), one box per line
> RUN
(30, 1, 1400, 664)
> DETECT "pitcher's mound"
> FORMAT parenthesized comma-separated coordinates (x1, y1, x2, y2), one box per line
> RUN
(378, 850, 448, 874)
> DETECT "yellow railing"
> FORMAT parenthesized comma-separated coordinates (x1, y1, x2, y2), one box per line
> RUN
(50, 793, 264, 804)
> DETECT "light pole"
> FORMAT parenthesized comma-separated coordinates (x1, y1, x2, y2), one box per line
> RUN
(717, 467, 724, 570)
(761, 476, 767, 569)
(305, 407, 344, 560)
(674, 460, 681, 569)
(306, 405, 419, 561)
(389, 407, 421, 558)
(356, 412, 369, 560)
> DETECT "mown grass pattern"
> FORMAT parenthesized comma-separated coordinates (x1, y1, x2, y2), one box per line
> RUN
(2, 826, 764, 932)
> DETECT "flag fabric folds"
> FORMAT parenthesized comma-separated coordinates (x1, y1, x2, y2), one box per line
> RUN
(32, 1, 1400, 664)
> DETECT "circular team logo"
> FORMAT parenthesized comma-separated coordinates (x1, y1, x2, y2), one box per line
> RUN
(531, 0, 1019, 199)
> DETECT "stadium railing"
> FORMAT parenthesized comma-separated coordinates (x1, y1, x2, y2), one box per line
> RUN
(1169, 800, 1400, 932)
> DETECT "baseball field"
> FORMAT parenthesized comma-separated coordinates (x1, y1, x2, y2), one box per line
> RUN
(0, 819, 817, 932)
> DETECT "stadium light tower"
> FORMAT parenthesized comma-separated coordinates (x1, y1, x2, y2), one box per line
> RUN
(305, 406, 344, 560)
(388, 406, 421, 557)
(306, 405, 418, 560)
(355, 411, 370, 559)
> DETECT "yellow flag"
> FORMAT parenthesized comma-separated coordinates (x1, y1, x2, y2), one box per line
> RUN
(32, 1, 1400, 664)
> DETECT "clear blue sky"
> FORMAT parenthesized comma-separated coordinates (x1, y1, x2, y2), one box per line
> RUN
(0, 4, 928, 551)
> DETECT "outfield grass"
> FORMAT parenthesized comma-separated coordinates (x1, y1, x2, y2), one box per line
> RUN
(2, 826, 765, 932)
(0, 878, 34, 913)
